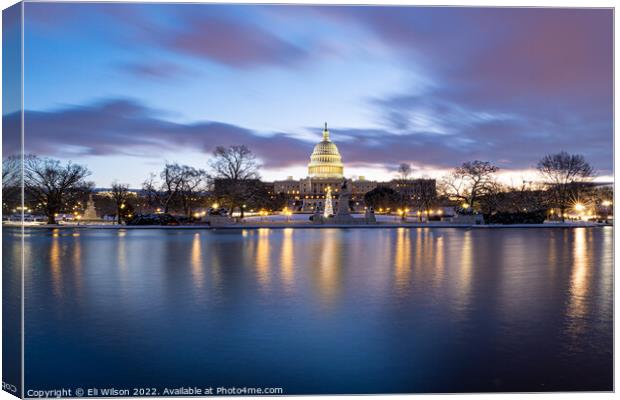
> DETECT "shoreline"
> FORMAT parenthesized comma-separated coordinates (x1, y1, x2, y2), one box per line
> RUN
(3, 222, 612, 230)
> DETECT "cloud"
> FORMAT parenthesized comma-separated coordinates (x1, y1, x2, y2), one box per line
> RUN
(365, 89, 612, 174)
(6, 97, 611, 177)
(118, 61, 189, 80)
(8, 99, 313, 168)
(25, 3, 311, 70)
(334, 7, 611, 111)
(18, 6, 612, 178)
(165, 15, 308, 68)
(340, 7, 613, 174)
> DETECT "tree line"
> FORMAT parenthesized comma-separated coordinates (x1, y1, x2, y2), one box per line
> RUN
(2, 148, 611, 224)
(363, 152, 609, 223)
(2, 145, 268, 224)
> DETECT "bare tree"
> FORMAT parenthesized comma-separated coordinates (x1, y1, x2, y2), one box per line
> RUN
(142, 163, 186, 214)
(23, 156, 92, 224)
(209, 146, 260, 218)
(397, 163, 413, 181)
(412, 179, 437, 221)
(537, 152, 594, 221)
(209, 145, 260, 181)
(2, 155, 22, 213)
(440, 160, 499, 210)
(478, 182, 508, 215)
(3, 155, 20, 188)
(110, 182, 131, 224)
(178, 166, 208, 218)
(438, 174, 468, 203)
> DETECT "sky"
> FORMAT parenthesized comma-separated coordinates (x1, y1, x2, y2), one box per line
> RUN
(3, 3, 614, 187)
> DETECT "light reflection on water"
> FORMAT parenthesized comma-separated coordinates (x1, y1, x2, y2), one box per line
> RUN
(8, 227, 612, 393)
(280, 228, 295, 292)
(568, 228, 589, 328)
(190, 232, 204, 290)
(394, 227, 411, 294)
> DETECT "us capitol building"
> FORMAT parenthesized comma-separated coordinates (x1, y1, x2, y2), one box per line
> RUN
(273, 123, 435, 212)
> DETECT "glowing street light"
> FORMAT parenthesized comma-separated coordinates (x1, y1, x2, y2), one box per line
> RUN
(461, 203, 470, 209)
(602, 200, 612, 207)
(282, 207, 293, 223)
(400, 208, 409, 222)
(574, 203, 585, 212)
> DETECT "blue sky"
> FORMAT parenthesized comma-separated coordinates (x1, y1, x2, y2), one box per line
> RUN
(5, 3, 613, 187)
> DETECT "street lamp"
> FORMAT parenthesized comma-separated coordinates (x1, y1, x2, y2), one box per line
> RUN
(401, 208, 408, 222)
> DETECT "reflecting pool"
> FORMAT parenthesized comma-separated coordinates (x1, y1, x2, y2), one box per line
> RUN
(5, 227, 613, 393)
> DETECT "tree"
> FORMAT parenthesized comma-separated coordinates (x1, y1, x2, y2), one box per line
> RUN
(537, 152, 594, 221)
(363, 187, 401, 211)
(23, 156, 92, 224)
(177, 166, 208, 218)
(591, 186, 613, 220)
(110, 182, 131, 224)
(440, 160, 499, 210)
(208, 145, 260, 218)
(142, 163, 185, 213)
(478, 182, 508, 215)
(2, 155, 21, 214)
(209, 145, 259, 181)
(411, 179, 437, 221)
(397, 163, 413, 180)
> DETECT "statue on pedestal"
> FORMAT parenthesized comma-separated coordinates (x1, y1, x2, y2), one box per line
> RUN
(333, 178, 354, 223)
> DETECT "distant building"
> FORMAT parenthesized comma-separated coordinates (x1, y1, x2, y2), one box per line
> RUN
(388, 178, 437, 206)
(271, 123, 437, 212)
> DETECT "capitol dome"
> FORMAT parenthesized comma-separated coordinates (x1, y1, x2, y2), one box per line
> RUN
(308, 123, 344, 179)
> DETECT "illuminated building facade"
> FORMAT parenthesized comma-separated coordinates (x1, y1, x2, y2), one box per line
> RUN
(273, 123, 436, 212)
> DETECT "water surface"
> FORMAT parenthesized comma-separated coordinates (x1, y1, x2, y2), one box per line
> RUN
(6, 227, 613, 393)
